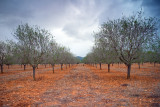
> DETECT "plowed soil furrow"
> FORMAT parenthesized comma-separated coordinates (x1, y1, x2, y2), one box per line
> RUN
(40, 65, 128, 106)
(0, 66, 60, 83)
(0, 64, 160, 107)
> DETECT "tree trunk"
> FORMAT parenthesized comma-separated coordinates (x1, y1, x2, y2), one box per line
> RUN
(8, 65, 9, 69)
(112, 63, 113, 66)
(108, 64, 110, 72)
(52, 64, 55, 73)
(69, 64, 70, 68)
(45, 64, 46, 68)
(154, 62, 156, 67)
(21, 64, 22, 68)
(37, 65, 38, 69)
(66, 64, 67, 69)
(127, 64, 131, 79)
(100, 63, 101, 70)
(24, 64, 26, 71)
(33, 66, 36, 81)
(138, 63, 140, 69)
(61, 63, 63, 70)
(0, 64, 3, 74)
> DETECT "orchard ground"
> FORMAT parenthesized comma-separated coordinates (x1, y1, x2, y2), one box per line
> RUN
(0, 63, 160, 106)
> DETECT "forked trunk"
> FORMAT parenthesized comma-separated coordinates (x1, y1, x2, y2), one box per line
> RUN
(0, 64, 3, 74)
(127, 64, 131, 79)
(108, 64, 110, 72)
(33, 66, 36, 80)
(100, 63, 102, 70)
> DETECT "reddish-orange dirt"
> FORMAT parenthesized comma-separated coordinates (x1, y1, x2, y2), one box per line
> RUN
(0, 63, 160, 106)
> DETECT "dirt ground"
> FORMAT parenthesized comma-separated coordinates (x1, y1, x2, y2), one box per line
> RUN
(0, 63, 160, 107)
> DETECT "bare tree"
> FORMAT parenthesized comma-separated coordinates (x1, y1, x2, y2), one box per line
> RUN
(0, 41, 7, 73)
(13, 43, 29, 70)
(14, 24, 50, 80)
(100, 12, 158, 79)
(151, 36, 160, 66)
(58, 47, 69, 70)
(94, 35, 117, 72)
(47, 40, 60, 73)
(92, 46, 104, 69)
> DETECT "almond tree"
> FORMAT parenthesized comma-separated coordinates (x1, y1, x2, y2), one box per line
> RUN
(151, 36, 160, 66)
(4, 40, 16, 69)
(92, 46, 104, 69)
(13, 43, 29, 70)
(14, 24, 50, 80)
(47, 40, 60, 73)
(0, 41, 7, 73)
(100, 12, 158, 79)
(58, 47, 68, 70)
(94, 35, 117, 72)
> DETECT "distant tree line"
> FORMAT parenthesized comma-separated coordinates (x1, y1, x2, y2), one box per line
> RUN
(0, 24, 80, 80)
(83, 11, 160, 79)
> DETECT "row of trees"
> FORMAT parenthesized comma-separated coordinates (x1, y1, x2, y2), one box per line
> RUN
(0, 24, 79, 80)
(83, 12, 160, 79)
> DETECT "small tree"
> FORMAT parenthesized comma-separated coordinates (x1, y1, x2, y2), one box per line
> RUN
(14, 24, 50, 80)
(0, 41, 7, 73)
(151, 36, 160, 66)
(47, 40, 60, 73)
(94, 35, 117, 72)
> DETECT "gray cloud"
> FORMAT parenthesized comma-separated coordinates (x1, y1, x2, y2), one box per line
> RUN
(141, 0, 160, 17)
(0, 0, 159, 56)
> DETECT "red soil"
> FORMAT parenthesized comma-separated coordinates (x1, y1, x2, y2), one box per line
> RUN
(0, 63, 160, 106)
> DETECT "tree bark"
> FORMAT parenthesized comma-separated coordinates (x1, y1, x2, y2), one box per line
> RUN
(108, 64, 110, 72)
(127, 64, 131, 79)
(69, 64, 70, 68)
(138, 63, 140, 69)
(45, 64, 46, 68)
(100, 63, 102, 70)
(61, 63, 63, 70)
(66, 64, 67, 69)
(0, 64, 3, 74)
(154, 62, 156, 67)
(33, 66, 36, 80)
(24, 64, 26, 71)
(52, 64, 55, 73)
(8, 65, 9, 69)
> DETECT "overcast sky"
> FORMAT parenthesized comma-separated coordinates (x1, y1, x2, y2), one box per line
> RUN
(0, 0, 160, 57)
